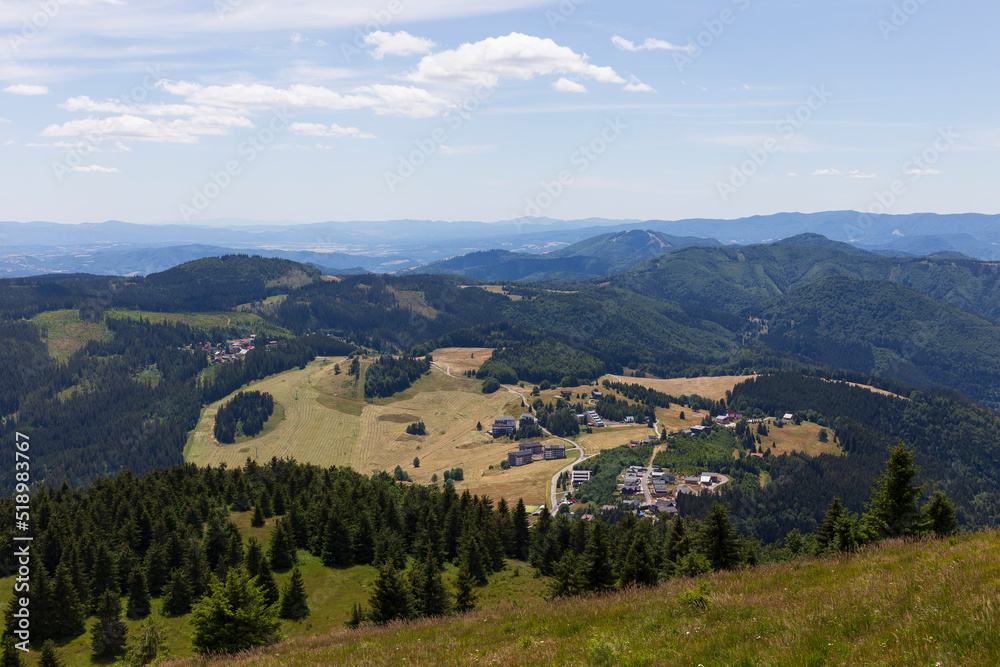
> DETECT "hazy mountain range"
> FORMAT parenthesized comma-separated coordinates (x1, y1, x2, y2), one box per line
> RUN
(1, 211, 997, 277)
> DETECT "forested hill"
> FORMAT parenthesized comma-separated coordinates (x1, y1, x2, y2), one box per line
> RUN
(401, 230, 722, 281)
(757, 276, 1000, 408)
(610, 234, 1000, 323)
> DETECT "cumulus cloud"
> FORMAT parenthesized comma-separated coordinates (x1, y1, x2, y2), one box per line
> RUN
(611, 35, 694, 53)
(4, 84, 50, 96)
(406, 32, 625, 87)
(848, 169, 877, 179)
(363, 31, 437, 60)
(71, 165, 120, 173)
(288, 122, 375, 138)
(905, 168, 941, 176)
(811, 168, 878, 179)
(623, 76, 655, 93)
(439, 145, 494, 155)
(812, 168, 844, 176)
(553, 78, 586, 93)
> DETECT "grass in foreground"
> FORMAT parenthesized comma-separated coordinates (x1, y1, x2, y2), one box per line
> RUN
(162, 532, 1000, 667)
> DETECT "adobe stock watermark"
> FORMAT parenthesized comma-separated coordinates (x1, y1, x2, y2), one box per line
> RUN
(716, 85, 833, 202)
(384, 80, 497, 193)
(546, 0, 587, 30)
(52, 65, 165, 182)
(339, 0, 407, 62)
(6, 0, 73, 55)
(674, 0, 752, 72)
(844, 127, 958, 239)
(178, 108, 293, 221)
(878, 0, 932, 41)
(511, 116, 627, 230)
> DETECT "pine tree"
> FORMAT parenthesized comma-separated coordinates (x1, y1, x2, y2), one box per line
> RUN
(663, 516, 691, 573)
(459, 533, 489, 586)
(89, 542, 118, 614)
(256, 557, 280, 607)
(453, 568, 477, 613)
(865, 441, 927, 538)
(924, 489, 958, 537)
(161, 568, 194, 617)
(38, 642, 63, 667)
(48, 559, 85, 639)
(126, 569, 151, 620)
(143, 542, 169, 597)
(251, 505, 265, 528)
(279, 568, 310, 620)
(814, 497, 844, 555)
(191, 568, 281, 654)
(91, 589, 128, 658)
(367, 563, 413, 624)
(408, 549, 450, 618)
(583, 522, 616, 593)
(120, 619, 164, 667)
(700, 503, 740, 571)
(267, 519, 297, 571)
(345, 602, 366, 629)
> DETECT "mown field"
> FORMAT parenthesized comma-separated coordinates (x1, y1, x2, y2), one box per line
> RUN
(185, 356, 560, 504)
(105, 309, 291, 339)
(429, 346, 494, 376)
(0, 510, 549, 667)
(155, 531, 1000, 667)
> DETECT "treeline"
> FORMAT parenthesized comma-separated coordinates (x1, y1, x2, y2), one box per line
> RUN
(479, 340, 607, 385)
(201, 341, 315, 404)
(593, 395, 656, 424)
(364, 356, 431, 398)
(214, 391, 275, 443)
(0, 458, 533, 655)
(604, 380, 674, 408)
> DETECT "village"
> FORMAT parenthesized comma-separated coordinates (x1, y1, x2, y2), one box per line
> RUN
(184, 334, 281, 364)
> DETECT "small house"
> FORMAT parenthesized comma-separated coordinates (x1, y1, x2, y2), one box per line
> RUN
(591, 390, 603, 399)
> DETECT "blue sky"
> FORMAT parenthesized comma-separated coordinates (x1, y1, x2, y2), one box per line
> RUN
(0, 0, 996, 224)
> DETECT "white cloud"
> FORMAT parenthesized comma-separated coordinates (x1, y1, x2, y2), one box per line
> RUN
(42, 114, 253, 144)
(158, 80, 447, 118)
(553, 78, 587, 93)
(71, 165, 120, 173)
(3, 84, 50, 96)
(291, 32, 306, 45)
(0, 118, 9, 123)
(439, 145, 494, 155)
(3, 139, 13, 146)
(406, 33, 625, 87)
(811, 168, 877, 178)
(623, 76, 655, 93)
(848, 169, 877, 179)
(905, 168, 941, 176)
(363, 31, 437, 60)
(289, 122, 375, 139)
(812, 169, 844, 176)
(611, 35, 694, 53)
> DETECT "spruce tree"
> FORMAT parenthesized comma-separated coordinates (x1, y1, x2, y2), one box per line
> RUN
(191, 568, 281, 654)
(367, 563, 413, 624)
(408, 549, 449, 618)
(322, 515, 352, 567)
(619, 534, 658, 588)
(256, 557, 280, 608)
(814, 497, 844, 555)
(583, 522, 616, 593)
(120, 619, 164, 667)
(924, 489, 958, 537)
(161, 568, 194, 617)
(865, 441, 927, 538)
(700, 503, 740, 571)
(663, 516, 691, 574)
(245, 537, 263, 577)
(279, 567, 310, 620)
(267, 519, 296, 571)
(89, 542, 118, 614)
(346, 602, 365, 629)
(48, 559, 85, 639)
(549, 551, 586, 598)
(459, 533, 489, 586)
(512, 499, 530, 560)
(143, 542, 169, 597)
(251, 505, 266, 528)
(126, 569, 152, 620)
(91, 589, 128, 658)
(38, 642, 63, 667)
(453, 568, 477, 613)
(0, 638, 23, 667)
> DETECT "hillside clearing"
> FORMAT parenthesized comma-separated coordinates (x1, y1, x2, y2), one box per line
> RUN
(31, 309, 112, 361)
(185, 360, 559, 504)
(429, 346, 495, 375)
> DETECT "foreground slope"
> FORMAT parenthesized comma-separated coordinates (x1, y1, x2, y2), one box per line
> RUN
(165, 532, 1000, 667)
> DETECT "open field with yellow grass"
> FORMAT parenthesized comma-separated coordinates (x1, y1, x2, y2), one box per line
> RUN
(758, 419, 842, 457)
(574, 425, 658, 455)
(32, 309, 113, 361)
(604, 374, 760, 400)
(429, 346, 495, 375)
(185, 360, 560, 504)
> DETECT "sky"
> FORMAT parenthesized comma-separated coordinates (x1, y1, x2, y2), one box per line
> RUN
(0, 0, 997, 225)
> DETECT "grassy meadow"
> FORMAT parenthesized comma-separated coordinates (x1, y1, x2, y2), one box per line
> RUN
(156, 531, 1000, 667)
